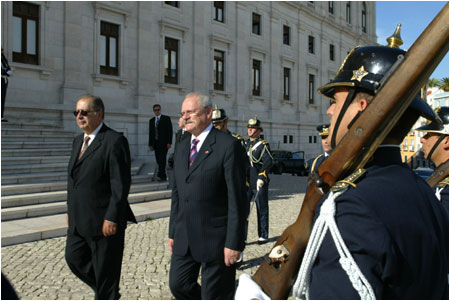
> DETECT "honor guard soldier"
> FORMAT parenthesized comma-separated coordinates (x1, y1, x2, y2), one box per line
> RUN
(236, 26, 448, 299)
(245, 116, 273, 245)
(306, 124, 331, 176)
(211, 105, 245, 147)
(416, 106, 449, 212)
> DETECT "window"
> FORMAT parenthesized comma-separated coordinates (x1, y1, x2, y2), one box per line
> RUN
(309, 136, 313, 143)
(100, 21, 119, 76)
(362, 2, 367, 33)
(165, 2, 179, 8)
(164, 37, 179, 84)
(12, 1, 39, 65)
(346, 2, 351, 24)
(309, 74, 315, 104)
(328, 2, 334, 14)
(289, 135, 293, 144)
(283, 135, 288, 144)
(213, 50, 225, 91)
(403, 139, 408, 151)
(308, 36, 315, 54)
(213, 2, 224, 22)
(283, 68, 290, 100)
(330, 44, 335, 61)
(252, 13, 261, 35)
(252, 59, 261, 96)
(283, 25, 290, 45)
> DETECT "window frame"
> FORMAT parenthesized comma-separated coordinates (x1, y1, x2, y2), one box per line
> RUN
(165, 2, 179, 8)
(213, 49, 225, 91)
(328, 2, 334, 14)
(346, 2, 352, 24)
(12, 1, 39, 65)
(252, 59, 261, 96)
(283, 67, 290, 100)
(308, 35, 315, 54)
(164, 37, 179, 85)
(362, 2, 367, 33)
(213, 2, 224, 23)
(308, 74, 315, 104)
(283, 25, 290, 45)
(252, 13, 261, 35)
(330, 44, 335, 61)
(100, 21, 120, 76)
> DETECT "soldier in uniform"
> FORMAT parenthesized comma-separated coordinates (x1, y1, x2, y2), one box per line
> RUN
(211, 105, 246, 147)
(237, 30, 448, 299)
(416, 106, 449, 212)
(305, 124, 331, 176)
(245, 117, 273, 245)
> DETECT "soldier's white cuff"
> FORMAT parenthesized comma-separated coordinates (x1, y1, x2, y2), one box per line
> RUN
(235, 274, 271, 300)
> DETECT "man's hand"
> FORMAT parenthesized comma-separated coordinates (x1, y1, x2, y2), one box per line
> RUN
(167, 144, 172, 150)
(148, 146, 154, 152)
(256, 179, 264, 191)
(168, 238, 174, 253)
(224, 248, 241, 267)
(102, 220, 117, 236)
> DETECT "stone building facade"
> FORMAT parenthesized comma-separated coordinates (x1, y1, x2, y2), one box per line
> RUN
(1, 1, 376, 165)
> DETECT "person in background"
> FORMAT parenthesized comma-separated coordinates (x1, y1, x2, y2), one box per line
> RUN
(149, 104, 173, 181)
(306, 123, 331, 177)
(1, 48, 12, 122)
(65, 95, 136, 299)
(245, 117, 273, 245)
(416, 106, 449, 211)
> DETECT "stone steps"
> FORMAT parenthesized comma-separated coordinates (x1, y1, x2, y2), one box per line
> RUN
(2, 189, 172, 221)
(1, 155, 71, 165)
(1, 197, 172, 246)
(1, 148, 72, 157)
(1, 141, 73, 149)
(2, 128, 74, 136)
(1, 134, 74, 142)
(2, 182, 167, 206)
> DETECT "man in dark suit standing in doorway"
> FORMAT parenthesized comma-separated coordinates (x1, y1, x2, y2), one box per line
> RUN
(149, 104, 173, 181)
(65, 95, 136, 299)
(168, 92, 247, 299)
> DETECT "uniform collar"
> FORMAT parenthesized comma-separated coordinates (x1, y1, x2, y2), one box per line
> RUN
(365, 145, 402, 168)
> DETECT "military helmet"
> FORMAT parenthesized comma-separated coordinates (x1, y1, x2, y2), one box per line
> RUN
(316, 124, 330, 137)
(416, 106, 449, 135)
(248, 116, 263, 131)
(211, 104, 228, 123)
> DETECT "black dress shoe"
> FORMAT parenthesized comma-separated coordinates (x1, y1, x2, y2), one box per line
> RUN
(257, 237, 268, 245)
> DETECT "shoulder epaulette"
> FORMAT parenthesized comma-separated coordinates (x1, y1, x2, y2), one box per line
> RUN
(260, 139, 269, 145)
(232, 132, 244, 140)
(331, 168, 366, 192)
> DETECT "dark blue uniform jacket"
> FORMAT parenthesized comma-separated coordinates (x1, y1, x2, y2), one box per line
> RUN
(309, 146, 449, 299)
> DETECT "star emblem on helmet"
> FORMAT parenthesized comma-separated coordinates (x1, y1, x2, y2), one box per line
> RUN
(351, 66, 369, 82)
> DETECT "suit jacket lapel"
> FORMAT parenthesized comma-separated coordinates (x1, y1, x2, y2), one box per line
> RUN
(69, 135, 83, 176)
(187, 128, 216, 177)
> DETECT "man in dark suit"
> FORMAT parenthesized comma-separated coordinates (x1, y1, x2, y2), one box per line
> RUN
(149, 104, 173, 181)
(168, 92, 247, 299)
(65, 95, 136, 299)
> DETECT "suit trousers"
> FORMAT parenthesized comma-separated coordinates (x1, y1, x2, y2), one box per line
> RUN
(154, 141, 168, 179)
(246, 185, 269, 239)
(169, 250, 236, 300)
(2, 78, 8, 118)
(65, 229, 125, 299)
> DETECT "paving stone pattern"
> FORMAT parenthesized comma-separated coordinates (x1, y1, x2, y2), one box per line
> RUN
(2, 174, 307, 300)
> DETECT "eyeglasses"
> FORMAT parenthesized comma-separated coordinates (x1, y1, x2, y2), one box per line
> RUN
(73, 110, 96, 117)
(153, 108, 161, 112)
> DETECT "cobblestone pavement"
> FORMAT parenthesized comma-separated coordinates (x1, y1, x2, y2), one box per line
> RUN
(2, 174, 307, 300)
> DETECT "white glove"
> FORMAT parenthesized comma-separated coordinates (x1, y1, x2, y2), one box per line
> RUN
(256, 179, 264, 191)
(235, 273, 271, 300)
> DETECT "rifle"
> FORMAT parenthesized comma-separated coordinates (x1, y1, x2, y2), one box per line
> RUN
(427, 160, 449, 187)
(251, 4, 449, 299)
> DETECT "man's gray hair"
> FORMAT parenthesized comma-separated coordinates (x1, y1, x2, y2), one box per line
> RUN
(186, 92, 212, 109)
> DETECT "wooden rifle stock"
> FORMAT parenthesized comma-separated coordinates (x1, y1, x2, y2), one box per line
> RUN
(252, 4, 449, 299)
(427, 160, 449, 187)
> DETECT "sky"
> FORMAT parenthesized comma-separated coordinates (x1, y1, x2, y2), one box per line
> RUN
(376, 1, 449, 80)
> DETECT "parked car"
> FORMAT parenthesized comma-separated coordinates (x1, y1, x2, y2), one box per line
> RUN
(414, 167, 434, 180)
(270, 150, 307, 176)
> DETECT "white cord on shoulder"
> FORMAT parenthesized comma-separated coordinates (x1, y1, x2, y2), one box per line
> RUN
(292, 189, 376, 300)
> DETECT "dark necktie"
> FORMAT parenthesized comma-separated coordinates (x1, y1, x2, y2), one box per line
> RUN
(189, 139, 200, 167)
(78, 136, 91, 160)
(155, 117, 160, 140)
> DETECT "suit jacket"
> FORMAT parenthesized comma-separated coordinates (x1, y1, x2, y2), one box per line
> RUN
(169, 127, 247, 262)
(148, 114, 173, 147)
(67, 124, 136, 237)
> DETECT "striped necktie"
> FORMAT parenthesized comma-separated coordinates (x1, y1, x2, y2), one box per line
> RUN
(189, 139, 200, 167)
